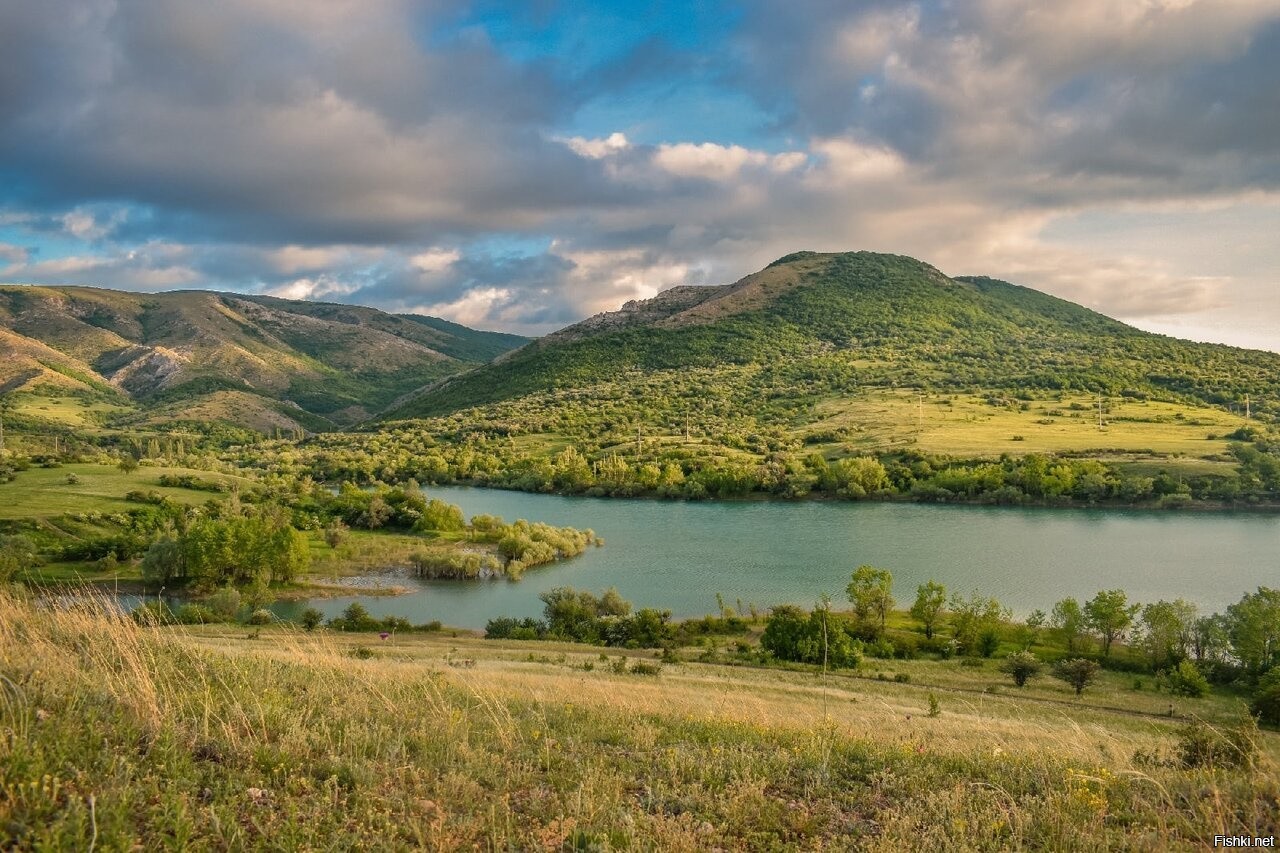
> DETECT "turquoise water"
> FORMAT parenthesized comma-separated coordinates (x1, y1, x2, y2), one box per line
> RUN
(271, 487, 1280, 629)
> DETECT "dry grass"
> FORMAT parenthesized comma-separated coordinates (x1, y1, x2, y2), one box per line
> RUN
(2, 589, 1277, 850)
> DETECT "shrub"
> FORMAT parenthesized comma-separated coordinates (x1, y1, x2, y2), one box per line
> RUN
(247, 609, 274, 626)
(1178, 715, 1259, 770)
(1000, 651, 1043, 687)
(1053, 658, 1101, 696)
(630, 661, 662, 676)
(1165, 660, 1211, 698)
(299, 607, 324, 632)
(130, 601, 174, 625)
(351, 646, 375, 660)
(175, 603, 217, 625)
(1251, 667, 1280, 726)
(206, 587, 242, 620)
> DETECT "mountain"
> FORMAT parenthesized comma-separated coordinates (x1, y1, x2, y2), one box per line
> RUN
(386, 250, 1279, 422)
(0, 285, 526, 432)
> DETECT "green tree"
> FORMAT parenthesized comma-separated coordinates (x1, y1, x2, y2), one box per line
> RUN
(1165, 660, 1210, 698)
(1084, 589, 1139, 657)
(1000, 651, 1043, 687)
(949, 591, 1010, 657)
(140, 536, 183, 585)
(909, 580, 947, 640)
(1053, 658, 1101, 696)
(1051, 598, 1086, 653)
(0, 535, 38, 582)
(117, 455, 140, 475)
(1226, 587, 1280, 675)
(846, 565, 894, 632)
(299, 607, 324, 632)
(1141, 599, 1197, 670)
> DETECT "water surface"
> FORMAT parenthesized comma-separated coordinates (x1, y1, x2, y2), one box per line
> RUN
(270, 487, 1280, 629)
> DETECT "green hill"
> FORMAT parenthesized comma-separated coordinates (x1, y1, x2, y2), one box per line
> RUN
(389, 251, 1277, 420)
(284, 251, 1280, 506)
(0, 286, 526, 433)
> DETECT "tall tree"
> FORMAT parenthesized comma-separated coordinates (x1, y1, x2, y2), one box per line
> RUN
(910, 580, 947, 639)
(1051, 598, 1086, 653)
(1226, 587, 1280, 675)
(1084, 589, 1140, 657)
(846, 565, 894, 631)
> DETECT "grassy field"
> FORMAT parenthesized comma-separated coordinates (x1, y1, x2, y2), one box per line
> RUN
(9, 393, 135, 430)
(0, 463, 255, 520)
(1, 589, 1275, 850)
(810, 390, 1252, 461)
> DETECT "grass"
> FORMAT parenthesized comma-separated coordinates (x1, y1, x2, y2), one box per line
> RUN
(1, 589, 1275, 850)
(8, 394, 135, 430)
(0, 463, 256, 520)
(811, 390, 1252, 460)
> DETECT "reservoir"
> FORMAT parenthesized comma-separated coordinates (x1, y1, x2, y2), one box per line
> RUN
(272, 486, 1280, 629)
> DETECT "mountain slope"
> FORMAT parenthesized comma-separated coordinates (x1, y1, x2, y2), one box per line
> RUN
(0, 285, 527, 431)
(386, 251, 1279, 422)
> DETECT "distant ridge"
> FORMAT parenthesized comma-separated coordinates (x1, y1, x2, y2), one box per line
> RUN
(0, 285, 527, 432)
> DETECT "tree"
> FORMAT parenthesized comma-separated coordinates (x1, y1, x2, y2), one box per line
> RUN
(1053, 658, 1101, 696)
(847, 565, 894, 632)
(1000, 651, 1043, 687)
(1226, 587, 1280, 675)
(1051, 598, 1086, 654)
(1165, 659, 1210, 698)
(299, 607, 324, 632)
(1084, 589, 1139, 657)
(910, 581, 947, 639)
(140, 536, 183, 585)
(1141, 599, 1197, 670)
(949, 591, 1010, 657)
(117, 455, 140, 475)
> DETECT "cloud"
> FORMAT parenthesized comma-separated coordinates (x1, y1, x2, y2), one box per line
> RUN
(0, 1, 1277, 347)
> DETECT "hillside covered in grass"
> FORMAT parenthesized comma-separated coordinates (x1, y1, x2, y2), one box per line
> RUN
(281, 252, 1280, 507)
(1, 589, 1276, 850)
(0, 286, 525, 434)
(388, 251, 1280, 420)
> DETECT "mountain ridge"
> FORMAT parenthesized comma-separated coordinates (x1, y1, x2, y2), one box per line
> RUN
(0, 284, 527, 432)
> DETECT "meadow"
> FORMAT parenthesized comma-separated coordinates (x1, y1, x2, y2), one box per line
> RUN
(1, 588, 1275, 850)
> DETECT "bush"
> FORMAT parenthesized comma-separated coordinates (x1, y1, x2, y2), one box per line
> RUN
(1165, 660, 1211, 698)
(206, 587, 242, 620)
(1251, 667, 1280, 726)
(299, 607, 324, 632)
(130, 601, 174, 625)
(247, 609, 274, 626)
(629, 661, 662, 676)
(1000, 651, 1043, 687)
(1053, 658, 1101, 696)
(175, 603, 217, 625)
(1178, 715, 1258, 769)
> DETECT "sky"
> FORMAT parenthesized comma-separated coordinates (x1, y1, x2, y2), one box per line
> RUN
(1, 1, 1278, 349)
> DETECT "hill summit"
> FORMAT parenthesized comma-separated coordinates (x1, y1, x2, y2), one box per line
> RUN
(386, 250, 1277, 421)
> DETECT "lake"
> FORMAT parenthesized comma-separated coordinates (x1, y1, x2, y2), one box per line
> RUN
(269, 486, 1280, 629)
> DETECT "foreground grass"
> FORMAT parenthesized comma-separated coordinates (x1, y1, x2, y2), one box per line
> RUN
(1, 591, 1277, 850)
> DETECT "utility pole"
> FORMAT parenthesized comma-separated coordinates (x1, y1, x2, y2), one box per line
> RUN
(636, 425, 642, 458)
(685, 411, 691, 443)
(917, 393, 924, 432)
(1245, 394, 1251, 419)
(1097, 396, 1104, 431)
